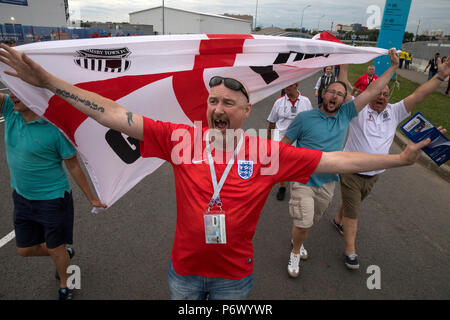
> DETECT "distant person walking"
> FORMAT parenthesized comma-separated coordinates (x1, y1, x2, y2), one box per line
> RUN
(314, 66, 335, 107)
(424, 53, 440, 80)
(405, 51, 412, 69)
(351, 65, 379, 96)
(267, 82, 313, 201)
(399, 50, 406, 69)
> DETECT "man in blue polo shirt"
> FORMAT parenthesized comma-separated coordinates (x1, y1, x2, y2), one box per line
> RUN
(281, 49, 400, 278)
(0, 91, 106, 300)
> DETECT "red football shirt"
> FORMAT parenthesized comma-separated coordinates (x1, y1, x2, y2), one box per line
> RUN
(140, 117, 322, 279)
(354, 74, 379, 93)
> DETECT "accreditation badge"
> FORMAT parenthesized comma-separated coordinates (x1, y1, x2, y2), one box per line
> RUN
(204, 209, 227, 244)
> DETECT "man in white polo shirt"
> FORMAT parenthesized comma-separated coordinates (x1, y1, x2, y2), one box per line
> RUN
(267, 82, 313, 200)
(333, 57, 450, 270)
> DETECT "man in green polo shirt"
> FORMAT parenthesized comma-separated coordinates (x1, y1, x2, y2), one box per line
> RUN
(282, 49, 400, 278)
(0, 91, 106, 300)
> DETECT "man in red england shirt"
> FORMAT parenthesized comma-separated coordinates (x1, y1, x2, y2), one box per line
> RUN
(0, 44, 430, 300)
(351, 65, 379, 96)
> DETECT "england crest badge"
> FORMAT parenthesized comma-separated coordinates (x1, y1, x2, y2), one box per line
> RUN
(237, 160, 254, 180)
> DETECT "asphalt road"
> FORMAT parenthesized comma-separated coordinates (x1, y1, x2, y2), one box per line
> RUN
(0, 75, 449, 300)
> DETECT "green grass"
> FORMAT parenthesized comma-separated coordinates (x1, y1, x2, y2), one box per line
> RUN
(348, 61, 450, 139)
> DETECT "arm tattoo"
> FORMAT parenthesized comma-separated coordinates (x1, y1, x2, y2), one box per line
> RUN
(56, 88, 105, 113)
(126, 111, 134, 126)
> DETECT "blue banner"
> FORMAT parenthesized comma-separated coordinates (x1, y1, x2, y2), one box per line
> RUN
(374, 0, 412, 76)
(0, 0, 28, 5)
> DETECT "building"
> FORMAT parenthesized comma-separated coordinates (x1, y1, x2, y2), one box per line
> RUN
(0, 0, 68, 28)
(83, 22, 153, 36)
(421, 30, 444, 38)
(223, 13, 253, 25)
(129, 6, 252, 35)
(351, 23, 362, 33)
(333, 24, 353, 33)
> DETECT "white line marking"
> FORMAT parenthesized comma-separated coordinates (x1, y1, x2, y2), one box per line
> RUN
(0, 230, 15, 248)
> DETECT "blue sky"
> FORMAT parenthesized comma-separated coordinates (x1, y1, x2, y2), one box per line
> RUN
(68, 0, 450, 35)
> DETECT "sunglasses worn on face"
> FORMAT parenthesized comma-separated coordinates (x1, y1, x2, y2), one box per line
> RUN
(209, 76, 249, 102)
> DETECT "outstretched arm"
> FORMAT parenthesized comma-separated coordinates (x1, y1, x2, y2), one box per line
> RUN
(64, 155, 107, 209)
(0, 44, 143, 141)
(337, 64, 353, 102)
(353, 48, 399, 113)
(314, 138, 430, 174)
(404, 57, 449, 113)
(424, 60, 431, 72)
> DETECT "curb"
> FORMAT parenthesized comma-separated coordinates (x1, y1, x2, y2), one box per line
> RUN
(394, 131, 450, 183)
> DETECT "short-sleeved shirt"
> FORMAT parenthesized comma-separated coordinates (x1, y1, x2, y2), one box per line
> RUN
(139, 118, 322, 279)
(285, 100, 358, 188)
(429, 58, 439, 72)
(344, 100, 410, 176)
(267, 93, 312, 141)
(354, 74, 379, 93)
(1, 95, 76, 200)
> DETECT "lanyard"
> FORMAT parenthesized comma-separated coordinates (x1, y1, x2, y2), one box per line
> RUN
(205, 131, 244, 207)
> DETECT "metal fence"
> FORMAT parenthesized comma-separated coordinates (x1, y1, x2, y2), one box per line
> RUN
(0, 24, 144, 45)
(402, 41, 450, 60)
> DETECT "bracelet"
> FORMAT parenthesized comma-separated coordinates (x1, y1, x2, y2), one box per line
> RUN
(436, 76, 445, 81)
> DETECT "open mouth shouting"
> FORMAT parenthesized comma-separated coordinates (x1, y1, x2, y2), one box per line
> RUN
(212, 117, 229, 131)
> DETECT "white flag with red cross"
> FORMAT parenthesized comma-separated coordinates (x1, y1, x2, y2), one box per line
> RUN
(0, 33, 387, 208)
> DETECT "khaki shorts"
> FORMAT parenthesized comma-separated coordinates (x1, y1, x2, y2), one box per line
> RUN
(289, 181, 336, 228)
(340, 173, 379, 219)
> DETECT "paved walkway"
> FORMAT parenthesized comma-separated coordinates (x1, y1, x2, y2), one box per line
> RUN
(396, 67, 449, 95)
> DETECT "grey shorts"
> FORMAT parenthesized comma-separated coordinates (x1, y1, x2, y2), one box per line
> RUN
(288, 181, 336, 228)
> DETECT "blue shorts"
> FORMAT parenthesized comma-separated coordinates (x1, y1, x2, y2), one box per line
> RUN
(13, 190, 74, 249)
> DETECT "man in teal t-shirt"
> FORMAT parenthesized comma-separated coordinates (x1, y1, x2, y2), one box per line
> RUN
(281, 49, 400, 278)
(0, 91, 106, 300)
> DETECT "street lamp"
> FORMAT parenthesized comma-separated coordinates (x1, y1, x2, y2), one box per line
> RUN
(317, 14, 325, 31)
(300, 5, 311, 32)
(254, 0, 259, 30)
(162, 0, 165, 35)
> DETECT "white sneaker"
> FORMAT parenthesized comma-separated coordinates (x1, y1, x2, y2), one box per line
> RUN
(300, 244, 308, 260)
(287, 252, 300, 278)
(290, 239, 308, 260)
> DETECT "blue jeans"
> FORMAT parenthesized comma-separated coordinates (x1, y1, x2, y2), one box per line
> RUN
(428, 70, 437, 80)
(168, 262, 253, 300)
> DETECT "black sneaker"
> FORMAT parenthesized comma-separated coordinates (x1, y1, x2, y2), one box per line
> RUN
(332, 219, 344, 236)
(55, 247, 75, 280)
(276, 187, 286, 201)
(345, 253, 360, 270)
(59, 287, 73, 300)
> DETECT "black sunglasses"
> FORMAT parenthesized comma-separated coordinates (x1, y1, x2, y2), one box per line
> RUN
(209, 76, 249, 102)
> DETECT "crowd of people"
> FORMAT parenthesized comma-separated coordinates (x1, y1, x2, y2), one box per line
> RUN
(0, 41, 449, 301)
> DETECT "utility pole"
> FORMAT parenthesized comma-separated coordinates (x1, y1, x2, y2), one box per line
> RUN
(254, 0, 258, 30)
(415, 19, 420, 41)
(331, 21, 334, 32)
(162, 0, 165, 35)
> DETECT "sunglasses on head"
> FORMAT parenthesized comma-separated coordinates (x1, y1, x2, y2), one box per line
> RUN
(209, 76, 249, 102)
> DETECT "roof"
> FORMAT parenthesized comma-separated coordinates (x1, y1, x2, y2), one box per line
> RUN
(129, 6, 252, 24)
